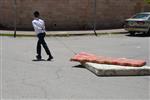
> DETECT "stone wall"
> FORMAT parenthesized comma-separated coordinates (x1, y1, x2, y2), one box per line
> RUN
(0, 0, 150, 30)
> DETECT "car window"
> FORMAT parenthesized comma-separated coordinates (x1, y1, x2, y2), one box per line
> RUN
(132, 14, 149, 19)
(148, 17, 150, 20)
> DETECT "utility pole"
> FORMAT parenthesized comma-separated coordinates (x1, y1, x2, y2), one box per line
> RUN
(13, 0, 17, 37)
(93, 0, 97, 36)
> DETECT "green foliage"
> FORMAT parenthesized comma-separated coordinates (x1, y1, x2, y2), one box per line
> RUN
(145, 0, 150, 3)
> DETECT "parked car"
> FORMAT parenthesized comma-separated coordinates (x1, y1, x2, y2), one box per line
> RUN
(124, 12, 150, 35)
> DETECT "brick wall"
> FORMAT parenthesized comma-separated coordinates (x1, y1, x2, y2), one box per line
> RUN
(0, 0, 150, 30)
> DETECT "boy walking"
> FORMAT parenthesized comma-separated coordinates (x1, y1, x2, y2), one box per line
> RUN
(32, 11, 53, 61)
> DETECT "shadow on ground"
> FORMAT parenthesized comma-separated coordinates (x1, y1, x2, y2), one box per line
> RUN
(72, 64, 85, 69)
(126, 33, 150, 37)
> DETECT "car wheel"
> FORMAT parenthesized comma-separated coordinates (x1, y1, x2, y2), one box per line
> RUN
(129, 31, 135, 36)
(147, 28, 150, 36)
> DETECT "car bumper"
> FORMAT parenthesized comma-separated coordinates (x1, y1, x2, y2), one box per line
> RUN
(124, 26, 149, 32)
(125, 28, 148, 32)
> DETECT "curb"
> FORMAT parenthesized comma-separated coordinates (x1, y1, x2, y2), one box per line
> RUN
(0, 29, 127, 37)
(0, 32, 126, 37)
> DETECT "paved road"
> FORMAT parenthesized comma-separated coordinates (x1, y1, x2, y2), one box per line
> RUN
(1, 33, 150, 100)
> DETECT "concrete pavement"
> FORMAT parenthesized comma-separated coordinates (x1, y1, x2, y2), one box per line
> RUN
(0, 29, 127, 36)
(1, 34, 150, 100)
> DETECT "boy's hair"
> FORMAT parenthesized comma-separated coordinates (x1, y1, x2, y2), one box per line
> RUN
(34, 11, 40, 17)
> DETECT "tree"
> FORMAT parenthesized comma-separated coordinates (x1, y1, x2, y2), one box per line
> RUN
(145, 0, 150, 3)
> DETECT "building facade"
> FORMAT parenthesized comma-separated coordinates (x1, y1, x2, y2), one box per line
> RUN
(0, 0, 150, 30)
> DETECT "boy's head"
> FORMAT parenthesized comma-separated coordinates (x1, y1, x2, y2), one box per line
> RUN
(33, 11, 40, 18)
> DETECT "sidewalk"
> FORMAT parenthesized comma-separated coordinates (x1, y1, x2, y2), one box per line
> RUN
(0, 29, 127, 36)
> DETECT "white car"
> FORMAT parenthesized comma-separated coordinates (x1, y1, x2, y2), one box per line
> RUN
(124, 12, 150, 35)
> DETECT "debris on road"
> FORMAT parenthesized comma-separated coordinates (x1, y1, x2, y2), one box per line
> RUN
(83, 62, 150, 76)
(71, 52, 150, 76)
(71, 52, 146, 67)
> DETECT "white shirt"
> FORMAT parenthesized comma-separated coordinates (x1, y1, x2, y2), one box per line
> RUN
(32, 18, 46, 35)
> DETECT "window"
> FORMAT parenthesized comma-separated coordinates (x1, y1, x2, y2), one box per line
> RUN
(132, 14, 149, 19)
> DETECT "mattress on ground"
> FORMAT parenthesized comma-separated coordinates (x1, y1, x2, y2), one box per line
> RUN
(71, 52, 146, 67)
(83, 62, 150, 76)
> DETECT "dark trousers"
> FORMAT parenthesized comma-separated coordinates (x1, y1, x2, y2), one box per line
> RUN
(37, 33, 52, 58)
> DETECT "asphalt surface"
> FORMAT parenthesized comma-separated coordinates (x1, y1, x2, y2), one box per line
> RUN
(1, 33, 150, 100)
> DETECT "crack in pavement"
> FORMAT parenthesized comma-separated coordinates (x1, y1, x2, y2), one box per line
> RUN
(21, 79, 48, 99)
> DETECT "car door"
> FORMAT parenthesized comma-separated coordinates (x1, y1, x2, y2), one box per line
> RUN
(147, 16, 150, 33)
(148, 16, 150, 27)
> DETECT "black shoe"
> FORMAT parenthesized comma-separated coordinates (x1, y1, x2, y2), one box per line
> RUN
(36, 55, 42, 60)
(47, 56, 53, 61)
